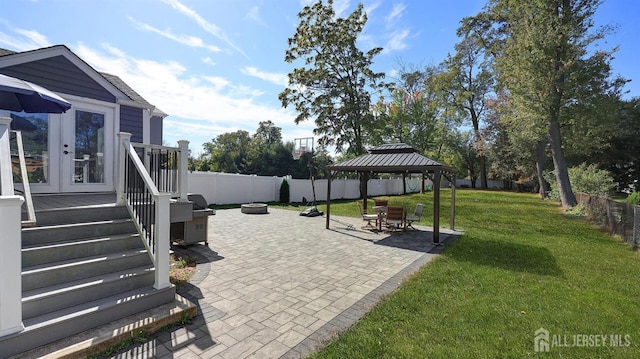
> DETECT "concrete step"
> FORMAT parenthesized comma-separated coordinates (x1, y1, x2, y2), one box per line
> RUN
(22, 249, 150, 292)
(22, 233, 142, 267)
(0, 285, 176, 359)
(22, 265, 155, 319)
(21, 218, 137, 246)
(30, 204, 129, 227)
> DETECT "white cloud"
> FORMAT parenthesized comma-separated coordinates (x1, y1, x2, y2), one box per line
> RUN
(0, 19, 51, 51)
(202, 57, 216, 66)
(385, 3, 407, 28)
(130, 17, 222, 53)
(383, 29, 410, 53)
(245, 6, 267, 26)
(241, 66, 288, 87)
(161, 0, 248, 58)
(364, 1, 381, 17)
(73, 43, 301, 152)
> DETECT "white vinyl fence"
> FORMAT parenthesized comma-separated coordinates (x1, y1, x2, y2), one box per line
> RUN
(187, 171, 508, 205)
(188, 171, 426, 205)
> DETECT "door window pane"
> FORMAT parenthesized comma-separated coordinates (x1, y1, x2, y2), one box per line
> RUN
(10, 112, 49, 184)
(74, 110, 105, 184)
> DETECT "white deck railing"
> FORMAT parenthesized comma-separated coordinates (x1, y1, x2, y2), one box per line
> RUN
(10, 130, 36, 226)
(0, 117, 24, 335)
(116, 132, 171, 290)
(131, 140, 189, 202)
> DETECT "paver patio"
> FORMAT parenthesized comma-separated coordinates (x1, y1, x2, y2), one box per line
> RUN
(114, 207, 459, 358)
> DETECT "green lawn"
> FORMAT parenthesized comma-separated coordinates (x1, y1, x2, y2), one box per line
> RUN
(280, 190, 640, 358)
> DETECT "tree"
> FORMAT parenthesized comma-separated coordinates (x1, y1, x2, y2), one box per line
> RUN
(247, 121, 293, 176)
(438, 129, 481, 186)
(372, 65, 445, 155)
(279, 0, 388, 156)
(597, 98, 640, 192)
(468, 0, 617, 208)
(441, 31, 494, 188)
(202, 130, 251, 173)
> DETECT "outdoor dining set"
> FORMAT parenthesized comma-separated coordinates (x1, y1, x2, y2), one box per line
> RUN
(359, 200, 425, 233)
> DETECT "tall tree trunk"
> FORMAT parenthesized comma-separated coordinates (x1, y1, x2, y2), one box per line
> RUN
(479, 154, 488, 189)
(548, 0, 576, 209)
(470, 107, 488, 189)
(549, 117, 576, 208)
(535, 140, 549, 199)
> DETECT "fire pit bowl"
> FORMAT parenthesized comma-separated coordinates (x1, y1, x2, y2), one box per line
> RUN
(241, 203, 268, 214)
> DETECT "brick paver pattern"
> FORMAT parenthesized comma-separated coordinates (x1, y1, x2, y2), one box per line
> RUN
(114, 208, 456, 358)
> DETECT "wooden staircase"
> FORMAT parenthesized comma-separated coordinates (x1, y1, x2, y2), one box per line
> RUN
(0, 202, 176, 358)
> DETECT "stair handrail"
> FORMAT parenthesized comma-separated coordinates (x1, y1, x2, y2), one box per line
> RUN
(131, 140, 189, 202)
(0, 117, 24, 336)
(116, 132, 171, 290)
(10, 130, 36, 226)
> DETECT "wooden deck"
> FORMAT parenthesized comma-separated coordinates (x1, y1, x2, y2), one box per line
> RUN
(29, 193, 118, 211)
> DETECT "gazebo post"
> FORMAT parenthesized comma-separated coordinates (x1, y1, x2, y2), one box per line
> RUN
(362, 171, 369, 213)
(450, 174, 456, 230)
(433, 170, 441, 244)
(326, 171, 333, 229)
(402, 172, 407, 194)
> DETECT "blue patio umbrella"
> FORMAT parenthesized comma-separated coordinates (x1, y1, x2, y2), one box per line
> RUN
(0, 73, 71, 113)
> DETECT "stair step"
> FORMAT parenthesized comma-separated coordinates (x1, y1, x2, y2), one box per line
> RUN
(31, 204, 129, 227)
(22, 249, 151, 292)
(21, 218, 136, 246)
(0, 285, 176, 358)
(23, 265, 155, 319)
(22, 233, 142, 267)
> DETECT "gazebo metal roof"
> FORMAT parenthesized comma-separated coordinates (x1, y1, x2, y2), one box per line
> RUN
(328, 144, 455, 173)
(324, 143, 457, 244)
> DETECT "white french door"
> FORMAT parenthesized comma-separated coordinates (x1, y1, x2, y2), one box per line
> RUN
(16, 101, 115, 193)
(60, 103, 114, 192)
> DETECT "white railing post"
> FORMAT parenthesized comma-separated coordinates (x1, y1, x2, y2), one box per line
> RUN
(0, 117, 14, 196)
(154, 192, 172, 289)
(177, 140, 189, 202)
(116, 132, 132, 205)
(0, 195, 24, 336)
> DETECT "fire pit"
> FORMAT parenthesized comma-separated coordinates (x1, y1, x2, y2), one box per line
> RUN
(241, 203, 268, 214)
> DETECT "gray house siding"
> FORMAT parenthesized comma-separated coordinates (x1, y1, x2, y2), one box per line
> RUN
(0, 56, 116, 103)
(150, 116, 163, 145)
(120, 105, 143, 143)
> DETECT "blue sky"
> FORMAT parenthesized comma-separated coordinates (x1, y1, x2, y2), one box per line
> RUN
(1, 0, 637, 155)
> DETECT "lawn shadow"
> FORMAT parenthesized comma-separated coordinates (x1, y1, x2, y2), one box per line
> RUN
(450, 238, 564, 277)
(328, 217, 460, 254)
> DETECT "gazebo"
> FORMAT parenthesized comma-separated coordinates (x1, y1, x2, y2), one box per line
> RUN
(325, 143, 457, 244)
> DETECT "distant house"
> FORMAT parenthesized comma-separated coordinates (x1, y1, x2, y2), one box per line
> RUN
(0, 44, 166, 194)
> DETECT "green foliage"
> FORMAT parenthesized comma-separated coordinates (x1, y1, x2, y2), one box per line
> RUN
(626, 192, 640, 205)
(545, 163, 615, 200)
(465, 0, 621, 207)
(279, 0, 389, 155)
(309, 190, 640, 358)
(87, 330, 148, 358)
(371, 65, 446, 155)
(279, 179, 290, 204)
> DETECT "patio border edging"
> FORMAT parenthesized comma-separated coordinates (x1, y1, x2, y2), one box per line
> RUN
(281, 233, 455, 358)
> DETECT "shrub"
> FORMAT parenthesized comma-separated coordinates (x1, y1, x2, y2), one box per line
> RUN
(544, 163, 615, 200)
(626, 192, 640, 205)
(279, 179, 290, 203)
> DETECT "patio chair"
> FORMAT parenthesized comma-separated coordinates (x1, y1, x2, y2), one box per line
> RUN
(374, 199, 388, 207)
(405, 203, 424, 230)
(357, 201, 379, 230)
(385, 205, 406, 233)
